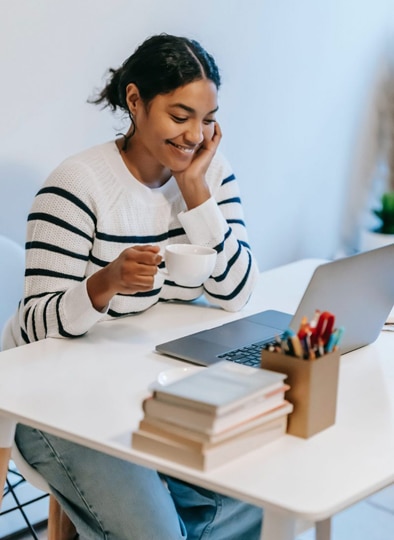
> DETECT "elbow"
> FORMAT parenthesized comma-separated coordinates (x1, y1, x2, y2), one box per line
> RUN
(205, 263, 259, 313)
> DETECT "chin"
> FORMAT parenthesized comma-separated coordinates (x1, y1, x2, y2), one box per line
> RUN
(166, 156, 194, 174)
(170, 163, 190, 174)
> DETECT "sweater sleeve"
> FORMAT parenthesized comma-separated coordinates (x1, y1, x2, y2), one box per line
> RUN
(17, 160, 106, 345)
(177, 159, 259, 312)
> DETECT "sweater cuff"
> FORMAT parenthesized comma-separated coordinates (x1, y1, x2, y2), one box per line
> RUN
(62, 279, 108, 334)
(178, 197, 226, 247)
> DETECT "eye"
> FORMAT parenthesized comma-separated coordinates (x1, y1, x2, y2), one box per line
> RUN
(204, 118, 216, 125)
(171, 115, 188, 123)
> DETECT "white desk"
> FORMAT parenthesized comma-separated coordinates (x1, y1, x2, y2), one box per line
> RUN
(0, 259, 393, 540)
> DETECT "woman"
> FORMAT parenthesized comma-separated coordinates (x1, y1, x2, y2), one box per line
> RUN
(5, 34, 262, 539)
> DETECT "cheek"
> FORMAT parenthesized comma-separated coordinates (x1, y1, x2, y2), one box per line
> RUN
(159, 123, 183, 143)
(145, 115, 176, 143)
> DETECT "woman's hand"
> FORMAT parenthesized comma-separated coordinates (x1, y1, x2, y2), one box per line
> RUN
(87, 245, 162, 311)
(173, 122, 222, 209)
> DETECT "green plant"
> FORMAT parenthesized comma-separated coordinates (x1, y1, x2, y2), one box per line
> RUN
(373, 191, 394, 234)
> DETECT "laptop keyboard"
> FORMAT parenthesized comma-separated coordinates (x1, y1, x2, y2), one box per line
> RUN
(217, 339, 274, 367)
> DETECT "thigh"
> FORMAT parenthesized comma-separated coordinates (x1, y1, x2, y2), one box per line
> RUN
(15, 424, 186, 540)
(163, 476, 263, 540)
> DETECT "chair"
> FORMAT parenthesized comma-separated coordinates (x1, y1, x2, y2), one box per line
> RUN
(0, 235, 77, 539)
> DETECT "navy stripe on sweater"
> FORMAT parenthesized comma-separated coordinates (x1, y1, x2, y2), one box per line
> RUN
(37, 187, 97, 226)
(26, 241, 89, 262)
(25, 269, 84, 282)
(21, 328, 30, 344)
(28, 213, 93, 243)
(43, 293, 59, 337)
(24, 291, 53, 305)
(213, 242, 243, 282)
(118, 289, 161, 298)
(31, 305, 38, 342)
(221, 174, 236, 185)
(107, 303, 159, 317)
(205, 251, 252, 301)
(218, 197, 242, 206)
(55, 293, 86, 338)
(96, 227, 185, 244)
(214, 228, 233, 254)
(227, 218, 245, 227)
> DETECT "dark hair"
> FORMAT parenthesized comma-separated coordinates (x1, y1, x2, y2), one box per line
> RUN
(90, 33, 221, 113)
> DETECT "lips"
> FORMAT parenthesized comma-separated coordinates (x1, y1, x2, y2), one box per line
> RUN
(167, 141, 196, 154)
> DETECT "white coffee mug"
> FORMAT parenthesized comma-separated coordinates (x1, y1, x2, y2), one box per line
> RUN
(161, 244, 217, 287)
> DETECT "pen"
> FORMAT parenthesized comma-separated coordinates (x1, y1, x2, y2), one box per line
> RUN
(317, 337, 325, 357)
(297, 316, 310, 340)
(309, 309, 321, 329)
(300, 334, 310, 359)
(308, 347, 316, 360)
(333, 326, 345, 350)
(267, 315, 344, 360)
(289, 335, 303, 358)
(325, 331, 336, 353)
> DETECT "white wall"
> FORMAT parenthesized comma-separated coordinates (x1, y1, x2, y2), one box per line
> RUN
(1, 0, 393, 270)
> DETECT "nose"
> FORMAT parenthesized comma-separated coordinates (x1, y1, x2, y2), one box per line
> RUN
(185, 121, 204, 146)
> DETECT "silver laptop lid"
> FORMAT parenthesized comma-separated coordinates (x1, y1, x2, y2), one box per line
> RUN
(289, 244, 394, 353)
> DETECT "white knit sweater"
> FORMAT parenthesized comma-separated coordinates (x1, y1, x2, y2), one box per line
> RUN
(4, 141, 259, 348)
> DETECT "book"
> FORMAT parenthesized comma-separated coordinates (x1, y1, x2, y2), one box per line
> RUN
(151, 360, 287, 414)
(139, 400, 293, 444)
(132, 415, 288, 471)
(142, 384, 289, 434)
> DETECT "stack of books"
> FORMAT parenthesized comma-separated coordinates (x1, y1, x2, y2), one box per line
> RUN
(132, 361, 293, 470)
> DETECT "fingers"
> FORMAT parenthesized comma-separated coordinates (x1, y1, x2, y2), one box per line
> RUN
(212, 121, 222, 143)
(122, 247, 162, 276)
(116, 246, 162, 293)
(133, 244, 161, 254)
(203, 121, 222, 152)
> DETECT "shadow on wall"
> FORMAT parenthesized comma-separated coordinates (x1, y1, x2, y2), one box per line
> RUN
(341, 51, 394, 255)
(0, 161, 42, 247)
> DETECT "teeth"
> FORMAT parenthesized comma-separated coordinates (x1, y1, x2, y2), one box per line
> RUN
(171, 142, 194, 153)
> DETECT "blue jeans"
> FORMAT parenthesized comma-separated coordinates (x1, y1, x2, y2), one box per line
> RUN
(15, 424, 263, 539)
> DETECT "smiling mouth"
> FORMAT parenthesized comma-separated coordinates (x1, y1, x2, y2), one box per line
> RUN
(167, 141, 196, 154)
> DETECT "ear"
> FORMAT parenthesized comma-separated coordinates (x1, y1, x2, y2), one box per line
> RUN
(125, 83, 141, 115)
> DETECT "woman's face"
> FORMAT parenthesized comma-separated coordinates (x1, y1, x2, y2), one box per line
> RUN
(129, 79, 218, 173)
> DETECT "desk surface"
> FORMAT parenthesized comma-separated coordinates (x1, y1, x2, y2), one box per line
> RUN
(0, 258, 393, 523)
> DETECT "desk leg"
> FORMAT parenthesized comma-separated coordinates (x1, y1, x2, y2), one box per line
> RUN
(0, 416, 17, 509)
(316, 518, 332, 540)
(260, 508, 297, 540)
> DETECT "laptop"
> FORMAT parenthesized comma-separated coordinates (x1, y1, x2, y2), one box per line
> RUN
(155, 244, 394, 367)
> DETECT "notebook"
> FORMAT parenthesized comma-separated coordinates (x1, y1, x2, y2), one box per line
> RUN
(155, 244, 394, 366)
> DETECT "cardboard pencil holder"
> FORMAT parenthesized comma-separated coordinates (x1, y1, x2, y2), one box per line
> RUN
(261, 349, 340, 438)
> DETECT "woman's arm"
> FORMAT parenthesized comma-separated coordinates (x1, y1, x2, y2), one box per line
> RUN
(177, 156, 259, 312)
(19, 160, 161, 344)
(170, 123, 259, 312)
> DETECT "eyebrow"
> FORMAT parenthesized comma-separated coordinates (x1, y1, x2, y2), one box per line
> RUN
(169, 103, 219, 115)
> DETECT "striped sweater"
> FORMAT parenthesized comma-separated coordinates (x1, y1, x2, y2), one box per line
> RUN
(5, 141, 259, 348)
